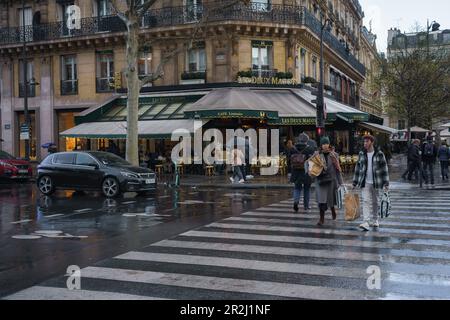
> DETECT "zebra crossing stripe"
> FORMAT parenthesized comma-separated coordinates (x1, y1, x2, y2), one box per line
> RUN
(75, 266, 375, 300)
(205, 222, 450, 243)
(4, 286, 168, 300)
(182, 230, 450, 258)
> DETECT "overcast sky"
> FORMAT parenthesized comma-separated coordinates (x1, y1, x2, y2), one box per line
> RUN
(359, 0, 449, 53)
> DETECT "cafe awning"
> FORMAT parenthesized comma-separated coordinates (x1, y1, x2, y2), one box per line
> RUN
(398, 126, 430, 133)
(359, 122, 398, 134)
(60, 119, 204, 139)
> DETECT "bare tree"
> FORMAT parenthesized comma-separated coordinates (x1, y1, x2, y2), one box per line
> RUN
(110, 0, 249, 165)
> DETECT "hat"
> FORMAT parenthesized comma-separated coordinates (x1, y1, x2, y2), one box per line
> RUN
(298, 133, 309, 144)
(320, 136, 330, 146)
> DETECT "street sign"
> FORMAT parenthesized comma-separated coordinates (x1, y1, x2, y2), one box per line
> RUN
(20, 123, 30, 140)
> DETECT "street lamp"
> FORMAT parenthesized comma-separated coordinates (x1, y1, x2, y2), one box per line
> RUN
(21, 0, 31, 161)
(316, 8, 333, 141)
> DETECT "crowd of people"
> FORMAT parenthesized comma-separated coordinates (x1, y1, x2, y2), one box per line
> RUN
(401, 136, 450, 186)
(285, 133, 390, 232)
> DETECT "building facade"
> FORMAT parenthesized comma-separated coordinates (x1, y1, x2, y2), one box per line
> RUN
(0, 0, 382, 160)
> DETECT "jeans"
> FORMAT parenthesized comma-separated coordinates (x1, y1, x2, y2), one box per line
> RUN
(407, 161, 420, 180)
(361, 183, 380, 224)
(293, 183, 311, 209)
(423, 162, 435, 184)
(232, 166, 244, 182)
(441, 161, 449, 179)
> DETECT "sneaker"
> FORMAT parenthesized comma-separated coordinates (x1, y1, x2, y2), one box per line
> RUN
(371, 221, 380, 228)
(229, 177, 234, 183)
(359, 222, 370, 232)
(238, 179, 245, 184)
(293, 203, 299, 213)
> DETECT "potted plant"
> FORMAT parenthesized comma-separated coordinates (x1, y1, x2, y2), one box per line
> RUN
(303, 77, 317, 87)
(180, 71, 206, 84)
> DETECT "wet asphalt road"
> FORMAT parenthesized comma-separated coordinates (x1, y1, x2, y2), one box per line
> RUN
(0, 181, 289, 298)
(1, 179, 450, 300)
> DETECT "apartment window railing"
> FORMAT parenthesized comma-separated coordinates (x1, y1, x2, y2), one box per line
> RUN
(96, 77, 114, 93)
(19, 83, 36, 98)
(61, 79, 78, 95)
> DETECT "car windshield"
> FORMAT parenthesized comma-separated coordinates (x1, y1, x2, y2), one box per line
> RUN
(90, 152, 130, 166)
(0, 150, 15, 160)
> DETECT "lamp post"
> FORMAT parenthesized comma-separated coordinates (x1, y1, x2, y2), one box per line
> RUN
(316, 9, 333, 141)
(21, 0, 32, 161)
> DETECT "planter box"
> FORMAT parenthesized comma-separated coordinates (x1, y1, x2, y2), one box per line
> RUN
(180, 79, 205, 85)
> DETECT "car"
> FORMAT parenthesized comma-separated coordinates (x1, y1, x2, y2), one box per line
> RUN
(37, 151, 157, 198)
(0, 150, 32, 180)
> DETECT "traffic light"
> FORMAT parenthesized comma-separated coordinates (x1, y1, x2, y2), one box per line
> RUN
(316, 127, 325, 138)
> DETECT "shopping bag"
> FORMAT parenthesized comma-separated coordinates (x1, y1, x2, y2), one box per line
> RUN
(379, 191, 391, 219)
(344, 192, 360, 221)
(336, 186, 347, 210)
(308, 154, 325, 177)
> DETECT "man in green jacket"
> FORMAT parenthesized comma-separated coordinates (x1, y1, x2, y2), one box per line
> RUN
(353, 135, 390, 231)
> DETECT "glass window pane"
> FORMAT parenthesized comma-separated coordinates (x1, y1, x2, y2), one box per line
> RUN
(138, 104, 153, 116)
(140, 104, 166, 119)
(55, 153, 75, 164)
(155, 103, 183, 119)
(260, 47, 268, 68)
(199, 49, 206, 71)
(252, 47, 259, 68)
(76, 153, 97, 166)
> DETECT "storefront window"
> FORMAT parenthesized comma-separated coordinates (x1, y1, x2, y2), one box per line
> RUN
(58, 112, 77, 152)
(17, 112, 37, 160)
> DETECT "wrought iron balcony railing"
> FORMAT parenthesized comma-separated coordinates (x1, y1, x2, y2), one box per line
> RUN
(96, 77, 114, 93)
(0, 4, 365, 76)
(61, 79, 78, 95)
(19, 83, 36, 98)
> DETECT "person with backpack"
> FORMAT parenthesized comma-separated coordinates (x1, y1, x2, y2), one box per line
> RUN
(438, 141, 450, 180)
(314, 136, 343, 226)
(422, 136, 438, 187)
(290, 133, 315, 213)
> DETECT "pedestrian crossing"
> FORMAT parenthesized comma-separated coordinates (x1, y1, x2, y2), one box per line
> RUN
(4, 190, 450, 300)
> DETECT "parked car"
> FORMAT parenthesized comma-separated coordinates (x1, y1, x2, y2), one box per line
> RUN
(37, 151, 157, 198)
(0, 150, 32, 180)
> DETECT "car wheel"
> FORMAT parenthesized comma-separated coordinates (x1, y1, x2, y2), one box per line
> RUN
(38, 176, 55, 196)
(102, 177, 120, 198)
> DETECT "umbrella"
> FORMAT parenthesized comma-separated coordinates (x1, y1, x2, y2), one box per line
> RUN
(41, 142, 56, 149)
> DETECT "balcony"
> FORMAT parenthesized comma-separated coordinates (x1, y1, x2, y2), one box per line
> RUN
(19, 83, 36, 98)
(96, 78, 114, 93)
(0, 4, 365, 76)
(61, 80, 78, 95)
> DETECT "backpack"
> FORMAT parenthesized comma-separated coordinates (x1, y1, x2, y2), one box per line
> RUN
(424, 143, 434, 157)
(291, 152, 307, 170)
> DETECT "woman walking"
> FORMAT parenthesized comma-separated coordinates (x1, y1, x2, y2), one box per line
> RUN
(438, 141, 450, 180)
(314, 137, 344, 226)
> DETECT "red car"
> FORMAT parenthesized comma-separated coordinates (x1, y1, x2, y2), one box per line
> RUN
(0, 150, 32, 180)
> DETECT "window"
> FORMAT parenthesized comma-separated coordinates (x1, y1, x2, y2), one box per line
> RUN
(300, 49, 306, 80)
(98, 0, 112, 16)
(96, 52, 114, 92)
(252, 41, 273, 76)
(187, 46, 206, 72)
(252, 0, 271, 11)
(58, 1, 75, 36)
(61, 55, 77, 95)
(18, 7, 33, 41)
(75, 153, 97, 166)
(312, 57, 317, 80)
(185, 0, 202, 22)
(54, 153, 75, 165)
(19, 59, 35, 97)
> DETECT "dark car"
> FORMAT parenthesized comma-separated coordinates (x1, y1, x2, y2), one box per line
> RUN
(37, 151, 156, 198)
(0, 150, 32, 180)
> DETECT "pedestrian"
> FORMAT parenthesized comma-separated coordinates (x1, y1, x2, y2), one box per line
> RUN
(353, 135, 390, 232)
(285, 139, 295, 179)
(422, 136, 438, 188)
(314, 136, 343, 226)
(406, 139, 421, 181)
(438, 141, 450, 180)
(290, 133, 315, 213)
(230, 146, 245, 184)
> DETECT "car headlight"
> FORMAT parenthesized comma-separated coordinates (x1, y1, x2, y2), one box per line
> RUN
(120, 171, 139, 179)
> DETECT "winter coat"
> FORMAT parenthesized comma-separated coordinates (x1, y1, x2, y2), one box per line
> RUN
(407, 144, 421, 162)
(290, 143, 315, 186)
(438, 146, 450, 162)
(352, 148, 389, 190)
(315, 151, 343, 207)
(422, 142, 438, 163)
